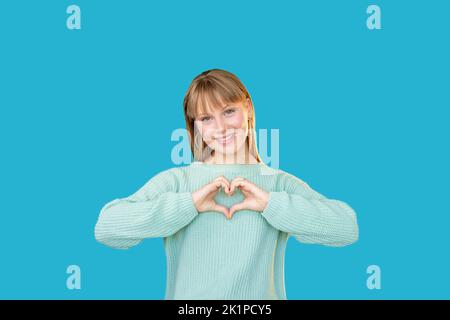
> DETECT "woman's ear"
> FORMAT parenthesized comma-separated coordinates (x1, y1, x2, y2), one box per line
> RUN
(246, 98, 253, 119)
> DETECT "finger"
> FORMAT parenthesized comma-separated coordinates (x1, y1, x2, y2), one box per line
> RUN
(214, 175, 230, 184)
(229, 201, 246, 219)
(210, 176, 229, 188)
(203, 181, 221, 197)
(229, 177, 244, 193)
(207, 179, 229, 195)
(214, 176, 231, 193)
(213, 204, 229, 218)
(229, 178, 247, 194)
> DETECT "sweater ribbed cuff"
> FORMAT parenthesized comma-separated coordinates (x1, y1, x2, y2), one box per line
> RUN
(172, 192, 199, 226)
(261, 191, 288, 224)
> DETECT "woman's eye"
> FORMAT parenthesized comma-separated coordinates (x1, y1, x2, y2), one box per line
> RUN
(224, 109, 235, 115)
(201, 116, 211, 122)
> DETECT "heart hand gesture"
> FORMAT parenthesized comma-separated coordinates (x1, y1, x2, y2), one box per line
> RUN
(191, 175, 270, 220)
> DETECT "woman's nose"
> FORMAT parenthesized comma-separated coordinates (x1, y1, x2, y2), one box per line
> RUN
(214, 117, 227, 131)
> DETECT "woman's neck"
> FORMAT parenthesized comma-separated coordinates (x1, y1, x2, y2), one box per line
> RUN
(203, 151, 259, 165)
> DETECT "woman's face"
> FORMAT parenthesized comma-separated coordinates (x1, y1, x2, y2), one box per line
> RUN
(194, 98, 251, 159)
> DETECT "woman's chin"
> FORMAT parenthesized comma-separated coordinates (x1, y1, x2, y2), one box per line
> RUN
(214, 142, 245, 155)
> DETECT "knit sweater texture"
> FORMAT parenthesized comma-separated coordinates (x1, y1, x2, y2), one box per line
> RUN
(94, 161, 359, 299)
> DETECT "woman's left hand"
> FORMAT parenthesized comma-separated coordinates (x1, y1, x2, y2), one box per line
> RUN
(226, 177, 270, 219)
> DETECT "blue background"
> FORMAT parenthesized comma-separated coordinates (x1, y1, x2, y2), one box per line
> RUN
(0, 0, 449, 299)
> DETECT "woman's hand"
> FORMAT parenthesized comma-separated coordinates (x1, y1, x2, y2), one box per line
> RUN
(228, 177, 270, 219)
(191, 176, 231, 218)
(191, 176, 270, 220)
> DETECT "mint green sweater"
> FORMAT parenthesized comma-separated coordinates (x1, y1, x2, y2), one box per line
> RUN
(94, 161, 359, 300)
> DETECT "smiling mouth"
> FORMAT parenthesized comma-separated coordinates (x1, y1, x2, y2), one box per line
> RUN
(216, 133, 235, 144)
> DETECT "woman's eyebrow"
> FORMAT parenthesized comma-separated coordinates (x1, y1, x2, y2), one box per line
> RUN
(197, 105, 230, 117)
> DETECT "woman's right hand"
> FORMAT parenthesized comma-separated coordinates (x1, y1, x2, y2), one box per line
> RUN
(192, 176, 231, 219)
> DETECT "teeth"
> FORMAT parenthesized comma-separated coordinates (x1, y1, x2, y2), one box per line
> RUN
(217, 134, 234, 142)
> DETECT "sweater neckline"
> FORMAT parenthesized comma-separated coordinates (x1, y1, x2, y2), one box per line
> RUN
(190, 161, 270, 174)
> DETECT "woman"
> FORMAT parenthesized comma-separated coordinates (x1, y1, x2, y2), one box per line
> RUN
(94, 69, 359, 300)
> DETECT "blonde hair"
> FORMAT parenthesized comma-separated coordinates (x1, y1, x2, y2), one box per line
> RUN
(183, 69, 262, 162)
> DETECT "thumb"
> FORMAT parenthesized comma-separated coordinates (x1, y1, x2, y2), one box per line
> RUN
(213, 204, 229, 218)
(229, 202, 246, 219)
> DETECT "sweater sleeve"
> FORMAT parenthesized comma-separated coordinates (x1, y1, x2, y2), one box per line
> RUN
(261, 172, 359, 247)
(94, 168, 199, 250)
